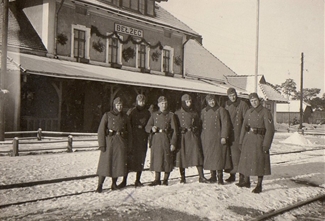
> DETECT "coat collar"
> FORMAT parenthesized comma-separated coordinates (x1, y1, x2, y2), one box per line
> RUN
(227, 98, 241, 107)
(251, 104, 263, 113)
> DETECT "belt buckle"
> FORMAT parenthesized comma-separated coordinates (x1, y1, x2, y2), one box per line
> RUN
(138, 125, 143, 129)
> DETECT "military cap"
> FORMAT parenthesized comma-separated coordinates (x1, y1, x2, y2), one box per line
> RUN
(205, 94, 216, 102)
(158, 96, 167, 103)
(181, 94, 191, 101)
(227, 87, 237, 95)
(136, 94, 146, 102)
(113, 97, 123, 105)
(249, 93, 259, 100)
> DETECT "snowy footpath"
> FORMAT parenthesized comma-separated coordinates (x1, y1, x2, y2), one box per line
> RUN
(0, 133, 324, 220)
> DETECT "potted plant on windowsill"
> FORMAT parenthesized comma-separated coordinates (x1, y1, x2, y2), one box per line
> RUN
(111, 63, 122, 69)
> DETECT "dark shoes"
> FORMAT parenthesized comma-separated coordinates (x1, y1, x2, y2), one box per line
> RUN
(95, 185, 103, 193)
(199, 177, 209, 183)
(180, 177, 186, 184)
(117, 181, 127, 189)
(134, 180, 144, 187)
(218, 179, 224, 185)
(236, 181, 251, 188)
(208, 177, 217, 183)
(162, 180, 168, 186)
(149, 180, 161, 186)
(225, 174, 236, 183)
(252, 185, 262, 193)
(111, 183, 119, 191)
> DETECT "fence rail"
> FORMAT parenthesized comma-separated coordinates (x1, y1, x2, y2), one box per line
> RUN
(0, 129, 98, 156)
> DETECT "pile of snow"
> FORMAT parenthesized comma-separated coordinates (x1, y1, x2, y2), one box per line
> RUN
(279, 132, 313, 146)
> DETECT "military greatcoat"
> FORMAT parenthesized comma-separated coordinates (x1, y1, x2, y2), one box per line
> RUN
(127, 106, 151, 172)
(96, 111, 131, 178)
(225, 98, 249, 173)
(238, 105, 275, 176)
(200, 106, 232, 170)
(145, 110, 178, 172)
(175, 108, 203, 168)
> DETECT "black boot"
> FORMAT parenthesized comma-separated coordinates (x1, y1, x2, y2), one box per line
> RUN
(95, 176, 105, 193)
(237, 173, 244, 185)
(225, 173, 236, 183)
(111, 178, 119, 190)
(197, 166, 209, 183)
(209, 170, 217, 183)
(217, 170, 224, 185)
(134, 172, 144, 187)
(180, 168, 186, 183)
(118, 174, 128, 188)
(236, 175, 250, 188)
(149, 172, 161, 186)
(252, 176, 263, 193)
(162, 172, 170, 186)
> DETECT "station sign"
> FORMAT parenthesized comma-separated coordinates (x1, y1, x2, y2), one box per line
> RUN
(115, 23, 143, 38)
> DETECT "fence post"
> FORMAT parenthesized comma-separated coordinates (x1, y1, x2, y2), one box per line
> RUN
(37, 128, 42, 141)
(67, 135, 73, 152)
(12, 137, 19, 156)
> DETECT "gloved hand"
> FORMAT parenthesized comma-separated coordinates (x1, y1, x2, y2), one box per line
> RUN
(221, 138, 227, 145)
(170, 145, 176, 152)
(99, 146, 106, 152)
(152, 126, 158, 133)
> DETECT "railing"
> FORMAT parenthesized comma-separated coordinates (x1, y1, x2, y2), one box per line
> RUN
(1, 129, 98, 157)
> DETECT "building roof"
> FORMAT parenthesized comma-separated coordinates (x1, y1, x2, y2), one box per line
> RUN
(277, 100, 311, 112)
(6, 51, 229, 96)
(226, 75, 288, 103)
(0, 2, 47, 53)
(76, 0, 200, 37)
(184, 39, 237, 82)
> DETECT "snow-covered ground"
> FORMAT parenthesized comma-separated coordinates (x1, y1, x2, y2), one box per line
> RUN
(0, 132, 324, 220)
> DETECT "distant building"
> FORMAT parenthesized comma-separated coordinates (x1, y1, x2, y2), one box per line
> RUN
(277, 100, 313, 124)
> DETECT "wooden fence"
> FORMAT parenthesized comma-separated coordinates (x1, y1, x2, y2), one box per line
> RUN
(0, 129, 98, 156)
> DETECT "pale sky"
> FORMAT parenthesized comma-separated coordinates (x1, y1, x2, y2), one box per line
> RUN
(160, 0, 324, 95)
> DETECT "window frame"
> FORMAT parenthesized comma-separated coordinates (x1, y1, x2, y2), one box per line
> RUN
(161, 46, 174, 74)
(136, 43, 150, 70)
(105, 33, 123, 65)
(71, 24, 90, 59)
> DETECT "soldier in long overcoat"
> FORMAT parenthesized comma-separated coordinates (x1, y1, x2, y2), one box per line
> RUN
(225, 88, 249, 184)
(145, 96, 178, 186)
(237, 93, 275, 193)
(200, 94, 232, 184)
(118, 94, 151, 188)
(175, 94, 209, 184)
(95, 97, 132, 193)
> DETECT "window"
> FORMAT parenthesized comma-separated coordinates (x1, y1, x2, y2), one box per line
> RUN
(110, 38, 118, 64)
(163, 49, 170, 73)
(161, 46, 174, 74)
(71, 24, 90, 59)
(146, 0, 154, 16)
(139, 0, 146, 14)
(106, 34, 123, 66)
(138, 44, 146, 68)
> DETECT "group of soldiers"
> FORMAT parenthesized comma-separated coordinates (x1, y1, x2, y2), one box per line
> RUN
(95, 88, 275, 194)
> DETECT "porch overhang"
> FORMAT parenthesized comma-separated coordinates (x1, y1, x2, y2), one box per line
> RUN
(7, 52, 229, 95)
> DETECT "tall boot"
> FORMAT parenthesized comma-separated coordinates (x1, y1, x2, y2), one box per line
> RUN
(237, 173, 244, 185)
(209, 170, 217, 183)
(135, 171, 143, 187)
(225, 173, 236, 183)
(236, 175, 250, 188)
(252, 176, 263, 193)
(95, 176, 105, 193)
(197, 166, 209, 183)
(149, 172, 161, 186)
(111, 177, 118, 190)
(217, 170, 224, 185)
(179, 168, 186, 183)
(118, 173, 128, 188)
(162, 172, 170, 186)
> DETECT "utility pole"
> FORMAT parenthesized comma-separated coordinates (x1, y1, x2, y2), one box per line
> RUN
(299, 53, 304, 130)
(254, 0, 260, 93)
(0, 0, 9, 141)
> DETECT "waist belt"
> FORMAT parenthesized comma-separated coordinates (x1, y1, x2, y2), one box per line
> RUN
(245, 126, 266, 135)
(107, 129, 125, 136)
(180, 127, 193, 134)
(136, 125, 143, 129)
(158, 129, 168, 133)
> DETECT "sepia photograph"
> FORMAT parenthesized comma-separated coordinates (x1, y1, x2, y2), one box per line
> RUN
(0, 0, 324, 220)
